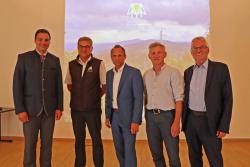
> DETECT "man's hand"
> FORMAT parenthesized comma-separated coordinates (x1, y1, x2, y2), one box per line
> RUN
(171, 120, 180, 137)
(105, 118, 111, 128)
(18, 112, 29, 123)
(55, 110, 62, 120)
(216, 131, 227, 138)
(131, 123, 139, 134)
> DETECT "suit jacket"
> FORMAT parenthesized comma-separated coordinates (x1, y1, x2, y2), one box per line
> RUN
(182, 59, 233, 134)
(13, 50, 63, 116)
(105, 64, 144, 127)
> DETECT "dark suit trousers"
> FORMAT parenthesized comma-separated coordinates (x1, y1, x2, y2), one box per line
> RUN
(23, 112, 55, 167)
(71, 110, 104, 167)
(185, 113, 223, 167)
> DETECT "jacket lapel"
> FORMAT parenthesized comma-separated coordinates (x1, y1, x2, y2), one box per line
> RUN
(205, 59, 214, 98)
(109, 70, 114, 99)
(187, 67, 194, 87)
(33, 50, 43, 72)
(117, 64, 128, 97)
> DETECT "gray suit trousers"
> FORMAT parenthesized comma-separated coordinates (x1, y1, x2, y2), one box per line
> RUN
(23, 112, 55, 167)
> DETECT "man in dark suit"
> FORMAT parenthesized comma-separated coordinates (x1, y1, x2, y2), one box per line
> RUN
(182, 36, 233, 167)
(13, 29, 63, 167)
(105, 45, 144, 167)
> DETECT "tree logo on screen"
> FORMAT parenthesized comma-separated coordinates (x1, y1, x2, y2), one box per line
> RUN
(127, 3, 146, 18)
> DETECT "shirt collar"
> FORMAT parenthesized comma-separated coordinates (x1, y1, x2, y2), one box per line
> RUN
(77, 55, 92, 65)
(35, 49, 47, 57)
(194, 59, 208, 70)
(152, 63, 166, 72)
(113, 63, 125, 73)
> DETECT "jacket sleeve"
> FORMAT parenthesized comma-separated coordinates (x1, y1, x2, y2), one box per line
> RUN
(13, 54, 26, 114)
(56, 58, 64, 111)
(132, 69, 144, 124)
(218, 64, 233, 133)
(105, 72, 112, 119)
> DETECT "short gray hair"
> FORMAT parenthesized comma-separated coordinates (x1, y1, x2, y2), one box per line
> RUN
(77, 36, 93, 46)
(148, 42, 166, 52)
(191, 36, 209, 48)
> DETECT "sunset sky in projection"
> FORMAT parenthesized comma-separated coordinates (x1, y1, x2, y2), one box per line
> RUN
(65, 0, 210, 50)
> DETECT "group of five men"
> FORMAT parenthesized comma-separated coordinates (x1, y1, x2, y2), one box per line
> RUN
(13, 29, 233, 167)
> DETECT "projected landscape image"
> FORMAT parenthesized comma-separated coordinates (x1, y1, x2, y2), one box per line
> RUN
(65, 0, 210, 71)
(64, 0, 210, 121)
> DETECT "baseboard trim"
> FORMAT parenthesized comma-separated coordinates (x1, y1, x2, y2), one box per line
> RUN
(1, 136, 250, 142)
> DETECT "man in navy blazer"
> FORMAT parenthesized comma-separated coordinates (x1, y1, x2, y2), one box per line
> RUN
(13, 29, 63, 167)
(105, 45, 143, 167)
(182, 36, 233, 167)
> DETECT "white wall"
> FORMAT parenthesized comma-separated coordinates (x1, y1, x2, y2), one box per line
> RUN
(0, 0, 250, 139)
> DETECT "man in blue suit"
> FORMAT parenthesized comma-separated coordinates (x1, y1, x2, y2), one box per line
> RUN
(105, 45, 144, 167)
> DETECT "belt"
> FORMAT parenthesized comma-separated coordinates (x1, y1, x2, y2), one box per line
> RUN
(189, 109, 206, 116)
(147, 109, 174, 115)
(112, 108, 119, 112)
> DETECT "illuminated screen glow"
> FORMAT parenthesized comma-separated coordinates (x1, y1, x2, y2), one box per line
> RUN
(64, 0, 210, 121)
(65, 0, 210, 70)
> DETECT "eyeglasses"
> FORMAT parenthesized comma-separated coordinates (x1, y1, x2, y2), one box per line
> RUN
(78, 44, 91, 49)
(191, 45, 208, 51)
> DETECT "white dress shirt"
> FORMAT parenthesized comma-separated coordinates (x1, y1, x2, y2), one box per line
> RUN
(189, 60, 208, 112)
(112, 64, 125, 109)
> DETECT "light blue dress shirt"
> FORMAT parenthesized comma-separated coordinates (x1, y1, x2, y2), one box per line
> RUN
(189, 60, 208, 112)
